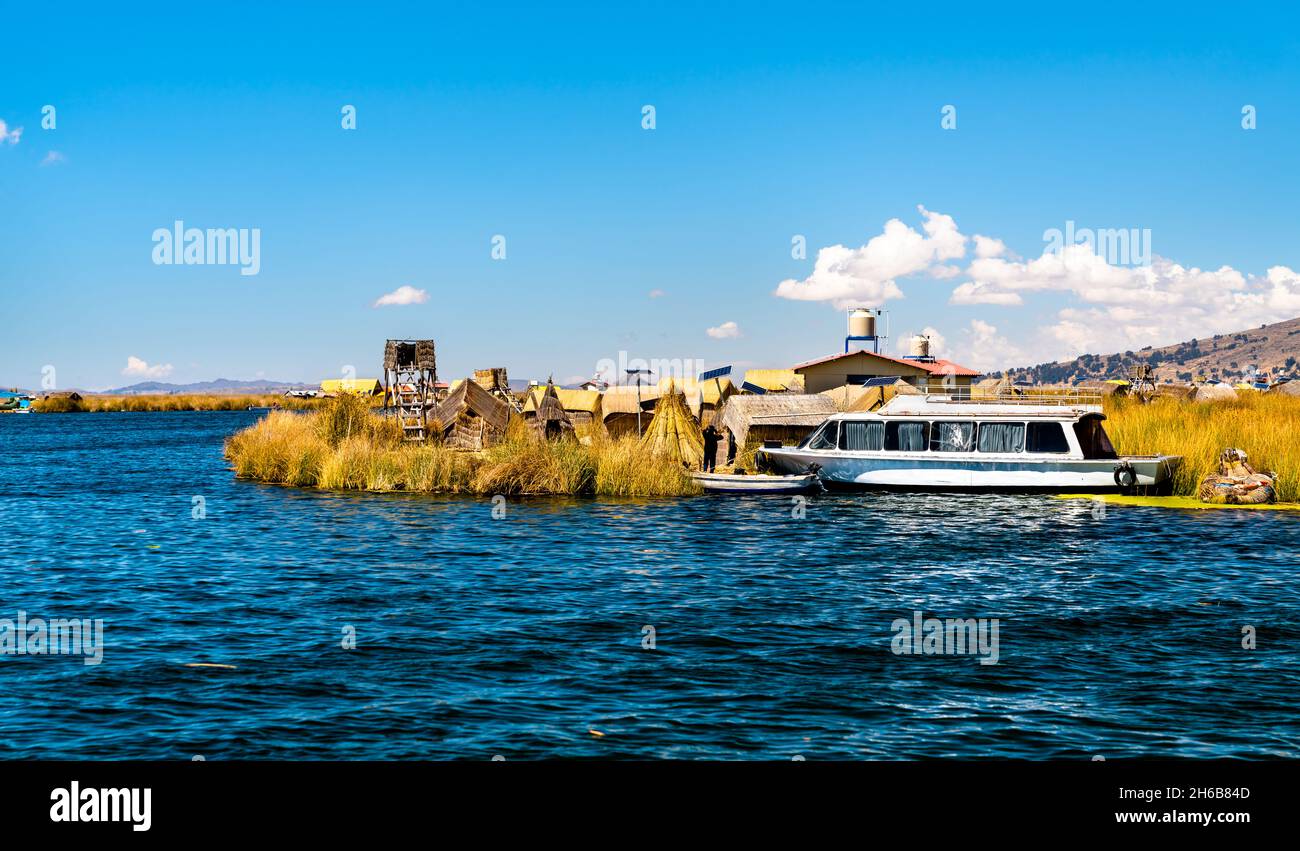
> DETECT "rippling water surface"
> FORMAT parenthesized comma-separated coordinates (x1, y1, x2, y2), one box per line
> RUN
(2, 412, 1297, 759)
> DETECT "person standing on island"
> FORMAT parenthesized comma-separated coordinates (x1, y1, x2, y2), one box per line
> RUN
(702, 424, 721, 472)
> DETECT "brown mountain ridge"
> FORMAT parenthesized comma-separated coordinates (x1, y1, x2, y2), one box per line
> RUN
(994, 316, 1300, 385)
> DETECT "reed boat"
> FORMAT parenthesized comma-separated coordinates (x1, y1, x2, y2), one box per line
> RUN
(759, 392, 1180, 493)
(691, 470, 821, 494)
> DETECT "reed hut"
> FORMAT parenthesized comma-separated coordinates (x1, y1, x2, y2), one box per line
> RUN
(525, 381, 575, 440)
(741, 369, 805, 394)
(1194, 383, 1238, 403)
(656, 376, 735, 426)
(639, 383, 704, 468)
(1153, 384, 1196, 401)
(320, 378, 384, 396)
(600, 385, 661, 438)
(523, 386, 603, 427)
(433, 379, 511, 450)
(716, 394, 838, 452)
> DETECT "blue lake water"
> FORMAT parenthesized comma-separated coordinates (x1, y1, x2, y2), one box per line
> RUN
(1, 411, 1297, 759)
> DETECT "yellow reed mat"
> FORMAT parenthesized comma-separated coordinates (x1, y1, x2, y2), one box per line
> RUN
(1055, 494, 1300, 511)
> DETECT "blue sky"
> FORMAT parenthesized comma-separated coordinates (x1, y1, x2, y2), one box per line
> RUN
(3, 2, 1299, 390)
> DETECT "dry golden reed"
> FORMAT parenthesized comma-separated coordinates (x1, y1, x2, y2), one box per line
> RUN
(225, 398, 700, 497)
(1104, 392, 1300, 502)
(34, 393, 333, 413)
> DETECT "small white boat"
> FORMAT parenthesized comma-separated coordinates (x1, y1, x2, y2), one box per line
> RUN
(691, 471, 820, 494)
(759, 393, 1180, 493)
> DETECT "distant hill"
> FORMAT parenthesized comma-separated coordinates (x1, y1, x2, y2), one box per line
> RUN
(103, 378, 314, 395)
(995, 317, 1300, 385)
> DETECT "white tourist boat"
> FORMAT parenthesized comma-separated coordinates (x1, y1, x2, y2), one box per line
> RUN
(758, 393, 1180, 493)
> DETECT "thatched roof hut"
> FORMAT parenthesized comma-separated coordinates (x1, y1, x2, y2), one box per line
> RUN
(1194, 383, 1238, 403)
(599, 385, 660, 438)
(819, 383, 871, 411)
(1153, 384, 1196, 401)
(741, 369, 805, 393)
(656, 376, 735, 424)
(716, 393, 838, 449)
(525, 381, 575, 439)
(639, 384, 704, 467)
(474, 368, 509, 394)
(523, 386, 602, 426)
(434, 379, 511, 450)
(1268, 380, 1300, 397)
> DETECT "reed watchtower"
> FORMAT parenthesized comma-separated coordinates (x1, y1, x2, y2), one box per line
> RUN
(382, 339, 437, 441)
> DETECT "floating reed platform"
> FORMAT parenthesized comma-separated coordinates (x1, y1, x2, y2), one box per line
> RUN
(224, 394, 701, 497)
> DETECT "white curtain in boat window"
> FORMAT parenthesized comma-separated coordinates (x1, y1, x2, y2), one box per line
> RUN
(886, 421, 929, 451)
(841, 421, 884, 451)
(977, 422, 1025, 453)
(931, 421, 975, 452)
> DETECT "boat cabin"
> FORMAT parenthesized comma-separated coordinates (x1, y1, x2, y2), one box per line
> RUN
(797, 396, 1118, 461)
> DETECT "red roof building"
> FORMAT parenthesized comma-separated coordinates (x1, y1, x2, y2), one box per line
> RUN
(792, 349, 981, 394)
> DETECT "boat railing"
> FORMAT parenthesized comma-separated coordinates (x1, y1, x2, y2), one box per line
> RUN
(923, 389, 1105, 407)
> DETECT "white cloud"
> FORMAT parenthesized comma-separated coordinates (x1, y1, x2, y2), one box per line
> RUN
(896, 326, 947, 357)
(973, 235, 1007, 258)
(0, 120, 22, 146)
(40, 150, 65, 166)
(954, 245, 1300, 362)
(121, 356, 174, 379)
(706, 321, 741, 339)
(648, 289, 666, 298)
(774, 205, 968, 309)
(372, 285, 429, 307)
(950, 320, 1025, 372)
(949, 281, 1024, 306)
(779, 205, 1300, 370)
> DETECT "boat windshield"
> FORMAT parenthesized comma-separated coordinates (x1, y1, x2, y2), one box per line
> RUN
(802, 420, 839, 450)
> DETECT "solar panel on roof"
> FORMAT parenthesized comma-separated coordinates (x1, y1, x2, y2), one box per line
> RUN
(740, 381, 767, 394)
(700, 365, 732, 381)
(861, 376, 896, 387)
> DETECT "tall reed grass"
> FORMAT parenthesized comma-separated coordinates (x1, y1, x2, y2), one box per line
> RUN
(225, 398, 700, 497)
(1104, 393, 1300, 502)
(33, 393, 332, 413)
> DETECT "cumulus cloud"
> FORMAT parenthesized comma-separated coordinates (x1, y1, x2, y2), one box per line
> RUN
(706, 321, 741, 339)
(779, 206, 1300, 369)
(949, 281, 1024, 306)
(40, 150, 65, 166)
(955, 245, 1300, 361)
(972, 235, 1007, 258)
(774, 205, 967, 309)
(0, 119, 22, 146)
(121, 356, 174, 379)
(648, 289, 666, 298)
(896, 326, 947, 357)
(372, 285, 429, 307)
(948, 320, 1027, 373)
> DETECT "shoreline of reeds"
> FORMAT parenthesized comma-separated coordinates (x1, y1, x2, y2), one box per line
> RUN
(1103, 392, 1299, 503)
(33, 393, 328, 413)
(212, 390, 1299, 503)
(224, 395, 702, 497)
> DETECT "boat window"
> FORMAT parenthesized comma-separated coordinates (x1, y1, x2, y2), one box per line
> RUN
(930, 421, 976, 452)
(884, 421, 930, 451)
(840, 420, 884, 451)
(977, 422, 1025, 453)
(1073, 416, 1118, 459)
(805, 421, 839, 450)
(1025, 421, 1070, 453)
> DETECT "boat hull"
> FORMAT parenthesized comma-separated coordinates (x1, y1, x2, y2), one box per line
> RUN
(759, 447, 1179, 493)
